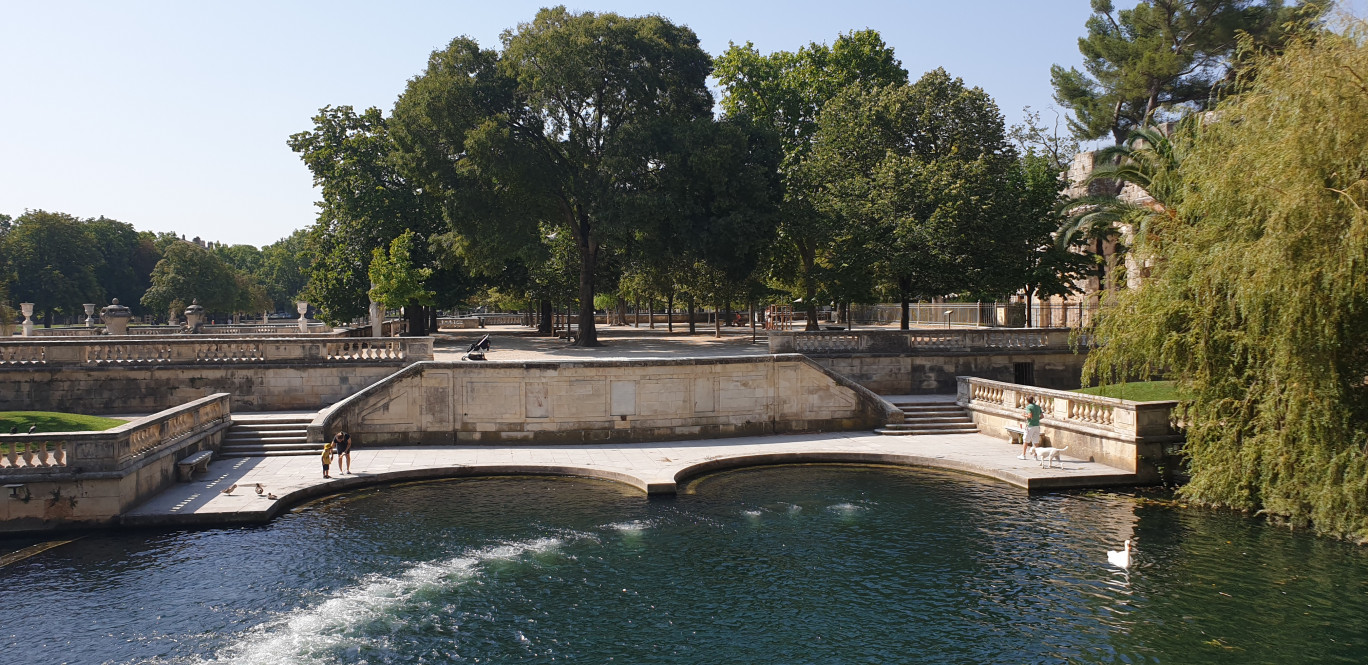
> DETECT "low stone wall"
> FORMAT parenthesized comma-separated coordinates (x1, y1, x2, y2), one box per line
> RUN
(310, 354, 899, 445)
(0, 393, 231, 531)
(770, 329, 1088, 393)
(0, 337, 433, 413)
(956, 377, 1182, 482)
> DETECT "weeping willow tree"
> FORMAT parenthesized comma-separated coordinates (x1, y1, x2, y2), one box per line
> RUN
(1085, 27, 1368, 541)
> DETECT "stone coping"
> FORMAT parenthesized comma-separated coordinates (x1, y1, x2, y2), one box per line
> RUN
(121, 431, 1138, 529)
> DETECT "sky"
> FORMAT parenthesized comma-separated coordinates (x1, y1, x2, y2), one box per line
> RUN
(3, 1, 1359, 248)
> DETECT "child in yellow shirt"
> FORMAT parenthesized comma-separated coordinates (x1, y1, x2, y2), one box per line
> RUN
(321, 441, 334, 478)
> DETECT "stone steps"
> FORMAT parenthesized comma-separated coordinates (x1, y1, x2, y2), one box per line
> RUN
(877, 399, 978, 436)
(220, 416, 319, 458)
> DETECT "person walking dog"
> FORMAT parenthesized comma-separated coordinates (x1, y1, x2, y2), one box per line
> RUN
(1019, 396, 1044, 460)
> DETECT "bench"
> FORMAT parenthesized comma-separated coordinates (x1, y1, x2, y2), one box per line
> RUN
(1005, 425, 1025, 446)
(176, 450, 214, 482)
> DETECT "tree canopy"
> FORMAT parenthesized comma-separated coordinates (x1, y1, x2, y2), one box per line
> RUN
(1051, 0, 1322, 143)
(391, 7, 716, 345)
(1084, 27, 1368, 540)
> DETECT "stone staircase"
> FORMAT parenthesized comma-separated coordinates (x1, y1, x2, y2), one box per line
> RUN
(218, 414, 321, 458)
(875, 398, 979, 436)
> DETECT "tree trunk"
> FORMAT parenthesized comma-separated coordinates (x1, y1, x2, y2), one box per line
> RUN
(687, 297, 696, 334)
(714, 298, 722, 338)
(648, 297, 655, 329)
(538, 299, 553, 335)
(405, 301, 426, 336)
(898, 277, 911, 330)
(575, 241, 600, 346)
(667, 292, 674, 333)
(428, 307, 438, 334)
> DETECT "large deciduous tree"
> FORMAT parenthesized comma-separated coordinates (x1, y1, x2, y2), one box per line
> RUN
(1084, 27, 1368, 540)
(1051, 0, 1322, 143)
(141, 240, 239, 315)
(392, 7, 714, 346)
(715, 30, 908, 328)
(289, 105, 447, 333)
(2, 210, 102, 325)
(807, 69, 1036, 328)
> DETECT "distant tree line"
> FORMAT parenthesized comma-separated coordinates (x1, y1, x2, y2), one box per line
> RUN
(0, 210, 310, 327)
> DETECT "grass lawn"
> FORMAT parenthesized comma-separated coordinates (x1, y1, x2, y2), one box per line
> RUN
(1073, 380, 1184, 402)
(0, 411, 127, 435)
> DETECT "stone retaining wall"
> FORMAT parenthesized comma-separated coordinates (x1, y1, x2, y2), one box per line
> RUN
(0, 393, 231, 531)
(311, 355, 898, 445)
(956, 377, 1182, 482)
(0, 337, 433, 413)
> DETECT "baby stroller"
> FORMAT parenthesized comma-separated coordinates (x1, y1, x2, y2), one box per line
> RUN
(462, 335, 491, 361)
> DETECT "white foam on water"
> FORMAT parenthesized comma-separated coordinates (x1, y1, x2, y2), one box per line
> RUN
(827, 502, 867, 515)
(742, 509, 763, 519)
(197, 536, 566, 665)
(606, 519, 652, 533)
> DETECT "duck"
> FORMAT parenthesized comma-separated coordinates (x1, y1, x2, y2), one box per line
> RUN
(27, 424, 36, 434)
(255, 483, 264, 495)
(1107, 539, 1132, 569)
(221, 484, 237, 495)
(267, 493, 278, 500)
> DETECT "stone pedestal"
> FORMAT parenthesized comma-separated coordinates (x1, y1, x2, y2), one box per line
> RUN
(184, 300, 205, 332)
(369, 299, 382, 338)
(20, 303, 34, 337)
(297, 301, 309, 333)
(101, 299, 132, 335)
(83, 303, 96, 327)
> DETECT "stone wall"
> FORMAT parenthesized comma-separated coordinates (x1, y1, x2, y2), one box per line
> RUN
(812, 352, 1087, 394)
(0, 393, 230, 531)
(769, 329, 1089, 394)
(957, 377, 1182, 482)
(0, 337, 433, 413)
(310, 355, 899, 445)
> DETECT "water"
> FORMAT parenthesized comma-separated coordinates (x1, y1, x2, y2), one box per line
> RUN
(1, 465, 1366, 664)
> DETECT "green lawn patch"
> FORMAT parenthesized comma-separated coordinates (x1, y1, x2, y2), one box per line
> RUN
(0, 411, 127, 435)
(1073, 380, 1183, 402)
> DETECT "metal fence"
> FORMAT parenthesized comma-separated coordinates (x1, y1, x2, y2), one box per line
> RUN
(849, 302, 1098, 329)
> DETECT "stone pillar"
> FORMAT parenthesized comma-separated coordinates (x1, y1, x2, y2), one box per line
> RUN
(83, 303, 96, 327)
(101, 299, 132, 335)
(369, 296, 382, 338)
(184, 299, 205, 332)
(297, 301, 309, 333)
(20, 303, 34, 337)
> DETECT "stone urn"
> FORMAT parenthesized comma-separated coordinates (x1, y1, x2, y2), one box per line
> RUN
(183, 299, 205, 332)
(101, 299, 132, 335)
(296, 301, 309, 333)
(20, 302, 34, 337)
(83, 303, 96, 327)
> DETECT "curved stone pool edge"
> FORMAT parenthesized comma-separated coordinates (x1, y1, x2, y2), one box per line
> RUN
(120, 431, 1139, 529)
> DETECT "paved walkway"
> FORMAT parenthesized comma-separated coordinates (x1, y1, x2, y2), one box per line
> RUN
(124, 429, 1136, 528)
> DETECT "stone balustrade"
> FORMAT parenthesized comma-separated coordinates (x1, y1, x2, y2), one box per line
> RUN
(0, 393, 230, 475)
(0, 394, 232, 529)
(19, 323, 335, 338)
(955, 376, 1182, 481)
(0, 337, 432, 367)
(769, 328, 1079, 355)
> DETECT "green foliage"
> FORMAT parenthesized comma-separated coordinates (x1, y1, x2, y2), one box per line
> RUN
(2, 210, 102, 322)
(141, 241, 239, 314)
(0, 411, 125, 434)
(807, 69, 1062, 324)
(1084, 28, 1368, 540)
(392, 7, 716, 345)
(289, 105, 442, 323)
(1051, 0, 1323, 143)
(716, 30, 908, 327)
(368, 230, 434, 310)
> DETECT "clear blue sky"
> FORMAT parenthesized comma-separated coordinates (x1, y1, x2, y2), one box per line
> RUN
(4, 0, 1344, 248)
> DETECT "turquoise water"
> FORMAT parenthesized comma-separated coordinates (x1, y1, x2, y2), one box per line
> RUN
(1, 465, 1366, 664)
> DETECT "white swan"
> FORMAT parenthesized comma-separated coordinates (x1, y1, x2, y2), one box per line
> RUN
(1107, 539, 1132, 569)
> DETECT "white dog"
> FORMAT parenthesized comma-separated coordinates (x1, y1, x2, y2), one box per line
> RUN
(1029, 445, 1069, 468)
